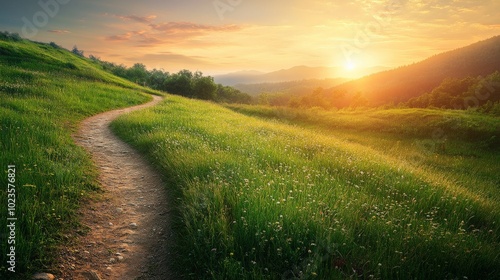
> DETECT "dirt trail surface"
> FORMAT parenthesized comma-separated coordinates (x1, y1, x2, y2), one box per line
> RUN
(57, 95, 173, 280)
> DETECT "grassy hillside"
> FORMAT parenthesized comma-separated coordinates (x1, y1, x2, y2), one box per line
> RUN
(112, 96, 499, 279)
(226, 104, 500, 201)
(0, 35, 158, 278)
(226, 105, 500, 149)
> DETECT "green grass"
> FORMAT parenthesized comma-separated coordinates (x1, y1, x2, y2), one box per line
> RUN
(0, 38, 158, 278)
(226, 105, 500, 202)
(3, 34, 498, 279)
(112, 96, 499, 279)
(225, 105, 500, 148)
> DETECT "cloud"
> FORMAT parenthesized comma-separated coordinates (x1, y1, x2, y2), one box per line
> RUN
(117, 14, 157, 24)
(104, 18, 245, 48)
(105, 29, 161, 43)
(106, 32, 134, 41)
(149, 22, 243, 35)
(123, 52, 213, 71)
(141, 52, 208, 64)
(135, 36, 166, 47)
(48, 29, 70, 34)
(102, 11, 247, 48)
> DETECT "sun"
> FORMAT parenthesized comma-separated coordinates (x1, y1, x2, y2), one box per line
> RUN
(341, 60, 360, 78)
(345, 61, 357, 71)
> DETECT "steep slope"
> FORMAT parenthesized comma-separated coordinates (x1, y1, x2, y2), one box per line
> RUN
(329, 35, 500, 105)
(0, 33, 158, 278)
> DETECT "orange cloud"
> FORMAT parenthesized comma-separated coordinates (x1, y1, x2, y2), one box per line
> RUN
(48, 29, 70, 34)
(149, 22, 242, 34)
(106, 32, 134, 41)
(117, 14, 157, 24)
(104, 18, 245, 48)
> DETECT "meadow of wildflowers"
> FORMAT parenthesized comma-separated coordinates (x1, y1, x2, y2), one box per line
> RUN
(112, 96, 499, 279)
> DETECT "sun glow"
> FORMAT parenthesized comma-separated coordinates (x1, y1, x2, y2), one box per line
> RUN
(345, 61, 357, 71)
(341, 60, 362, 78)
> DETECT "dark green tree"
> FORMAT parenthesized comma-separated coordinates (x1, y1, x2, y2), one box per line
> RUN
(193, 75, 217, 100)
(148, 69, 169, 90)
(126, 63, 149, 85)
(71, 45, 84, 57)
(165, 70, 193, 97)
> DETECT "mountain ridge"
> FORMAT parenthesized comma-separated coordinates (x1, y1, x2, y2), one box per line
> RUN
(327, 35, 500, 105)
(214, 65, 388, 86)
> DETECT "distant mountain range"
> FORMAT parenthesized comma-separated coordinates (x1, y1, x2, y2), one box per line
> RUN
(217, 35, 500, 107)
(327, 35, 500, 105)
(232, 78, 349, 97)
(214, 65, 388, 86)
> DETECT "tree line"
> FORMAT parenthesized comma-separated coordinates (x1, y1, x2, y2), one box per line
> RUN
(406, 71, 500, 113)
(277, 72, 500, 115)
(0, 33, 252, 104)
(88, 55, 252, 104)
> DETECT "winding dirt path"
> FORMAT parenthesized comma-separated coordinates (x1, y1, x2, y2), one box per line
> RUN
(57, 95, 173, 279)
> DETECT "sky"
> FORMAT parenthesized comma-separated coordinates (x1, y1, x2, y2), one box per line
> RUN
(1, 0, 500, 76)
